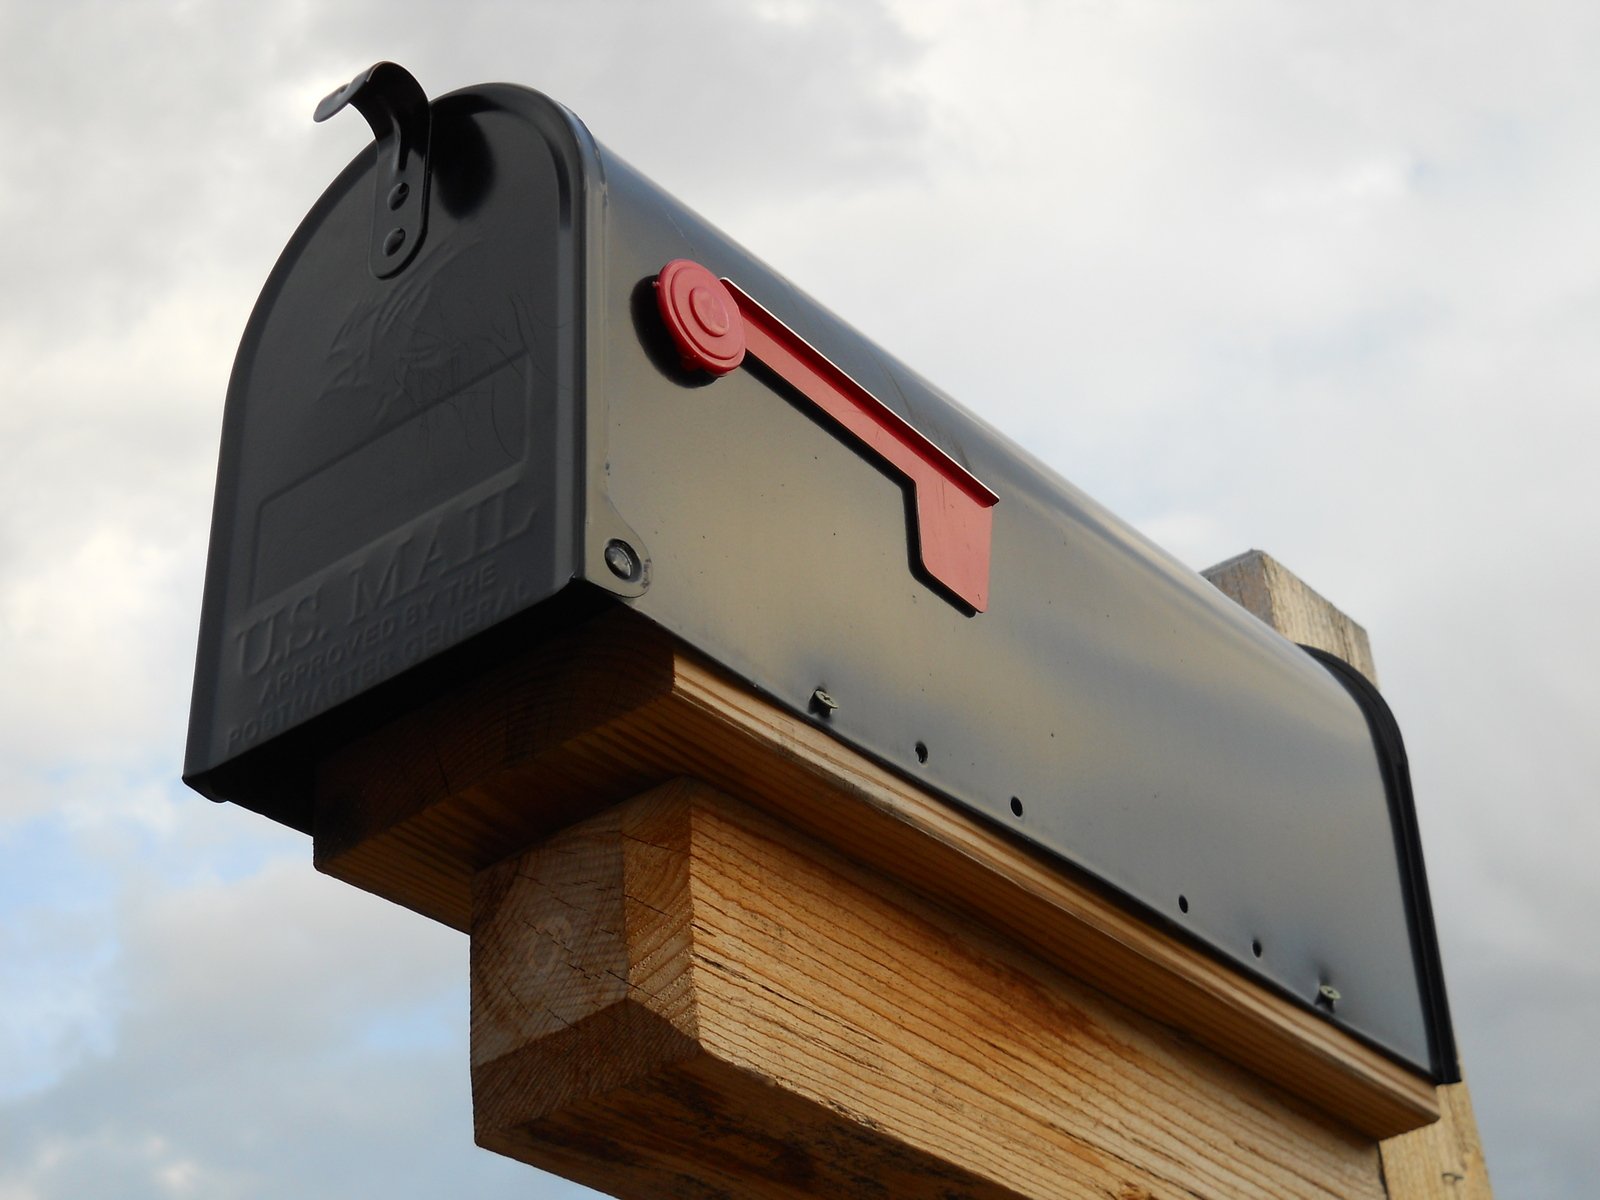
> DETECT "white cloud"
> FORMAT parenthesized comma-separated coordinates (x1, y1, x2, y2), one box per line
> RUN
(0, 847, 594, 1198)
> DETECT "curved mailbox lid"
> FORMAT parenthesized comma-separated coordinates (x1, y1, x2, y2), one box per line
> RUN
(184, 73, 1457, 1082)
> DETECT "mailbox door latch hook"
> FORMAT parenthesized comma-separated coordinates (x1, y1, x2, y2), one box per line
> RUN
(314, 62, 432, 279)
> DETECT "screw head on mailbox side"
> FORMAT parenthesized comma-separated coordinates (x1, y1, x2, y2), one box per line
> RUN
(603, 539, 643, 583)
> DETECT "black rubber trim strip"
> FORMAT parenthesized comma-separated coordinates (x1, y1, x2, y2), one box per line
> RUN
(1301, 644, 1461, 1085)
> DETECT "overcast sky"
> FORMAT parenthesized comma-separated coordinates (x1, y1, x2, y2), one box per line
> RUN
(2, 1, 1596, 1196)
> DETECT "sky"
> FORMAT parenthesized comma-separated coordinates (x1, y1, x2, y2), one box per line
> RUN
(1, 1, 1596, 1196)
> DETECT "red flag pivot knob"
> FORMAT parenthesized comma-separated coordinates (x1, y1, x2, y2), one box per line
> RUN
(655, 259, 746, 375)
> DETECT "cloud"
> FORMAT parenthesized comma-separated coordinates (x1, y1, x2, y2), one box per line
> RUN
(3, 0, 1598, 1195)
(0, 849, 594, 1199)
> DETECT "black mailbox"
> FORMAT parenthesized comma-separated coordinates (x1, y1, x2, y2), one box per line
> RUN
(186, 64, 1455, 1083)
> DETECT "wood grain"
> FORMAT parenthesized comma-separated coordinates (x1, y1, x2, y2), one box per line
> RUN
(1378, 1084, 1493, 1200)
(472, 779, 1389, 1200)
(313, 604, 1439, 1141)
(1203, 549, 1378, 684)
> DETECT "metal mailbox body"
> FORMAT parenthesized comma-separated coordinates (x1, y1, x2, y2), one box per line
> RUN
(186, 73, 1456, 1083)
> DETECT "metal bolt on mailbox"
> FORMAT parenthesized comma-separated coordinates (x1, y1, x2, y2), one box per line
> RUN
(184, 63, 1456, 1089)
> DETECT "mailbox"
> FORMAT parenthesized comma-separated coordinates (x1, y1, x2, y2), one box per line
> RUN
(186, 64, 1456, 1083)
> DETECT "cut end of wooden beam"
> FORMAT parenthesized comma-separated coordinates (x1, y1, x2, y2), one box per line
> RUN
(1202, 549, 1378, 685)
(314, 609, 683, 930)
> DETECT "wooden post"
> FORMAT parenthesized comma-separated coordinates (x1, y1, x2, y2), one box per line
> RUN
(1202, 550, 1493, 1200)
(308, 550, 1480, 1198)
(469, 778, 1387, 1198)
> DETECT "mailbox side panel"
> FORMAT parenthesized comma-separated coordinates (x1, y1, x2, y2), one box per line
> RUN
(580, 148, 1445, 1075)
(184, 91, 593, 825)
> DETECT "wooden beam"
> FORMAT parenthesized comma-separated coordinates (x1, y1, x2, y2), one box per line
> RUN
(1377, 1084, 1494, 1200)
(314, 607, 1439, 1141)
(471, 777, 1389, 1199)
(1204, 549, 1378, 683)
(1201, 549, 1494, 1200)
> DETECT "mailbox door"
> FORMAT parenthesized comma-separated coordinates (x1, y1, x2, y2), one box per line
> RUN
(185, 91, 593, 822)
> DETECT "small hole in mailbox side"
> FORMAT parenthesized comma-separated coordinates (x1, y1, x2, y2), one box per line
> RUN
(914, 741, 929, 764)
(1010, 796, 1024, 818)
(1178, 894, 1189, 914)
